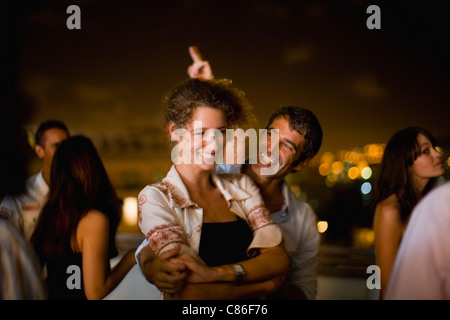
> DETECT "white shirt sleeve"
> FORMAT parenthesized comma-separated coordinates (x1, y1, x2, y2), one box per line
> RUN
(137, 185, 198, 258)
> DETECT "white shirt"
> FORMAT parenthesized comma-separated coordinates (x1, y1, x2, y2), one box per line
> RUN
(385, 181, 450, 299)
(271, 182, 319, 300)
(0, 220, 46, 299)
(0, 171, 49, 240)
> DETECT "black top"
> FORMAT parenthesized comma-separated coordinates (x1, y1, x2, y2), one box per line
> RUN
(46, 251, 87, 300)
(198, 218, 253, 266)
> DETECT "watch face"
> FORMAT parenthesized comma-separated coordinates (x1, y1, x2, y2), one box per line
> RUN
(232, 264, 245, 283)
(235, 264, 244, 274)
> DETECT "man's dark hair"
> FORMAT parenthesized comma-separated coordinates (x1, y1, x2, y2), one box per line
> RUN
(35, 120, 70, 147)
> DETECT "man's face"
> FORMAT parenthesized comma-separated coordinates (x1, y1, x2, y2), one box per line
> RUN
(251, 116, 307, 180)
(36, 128, 69, 169)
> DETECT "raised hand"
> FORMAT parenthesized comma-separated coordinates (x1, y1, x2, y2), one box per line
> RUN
(187, 46, 214, 80)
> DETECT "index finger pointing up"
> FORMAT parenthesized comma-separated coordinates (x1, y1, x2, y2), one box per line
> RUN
(189, 46, 203, 62)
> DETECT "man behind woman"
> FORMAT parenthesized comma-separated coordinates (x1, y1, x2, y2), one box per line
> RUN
(137, 46, 323, 300)
(137, 77, 289, 299)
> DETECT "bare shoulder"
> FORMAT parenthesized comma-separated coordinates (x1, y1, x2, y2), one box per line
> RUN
(374, 194, 402, 227)
(75, 209, 109, 252)
(78, 209, 109, 231)
(84, 208, 108, 220)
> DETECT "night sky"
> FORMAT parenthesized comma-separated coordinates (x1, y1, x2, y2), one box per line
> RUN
(9, 0, 450, 156)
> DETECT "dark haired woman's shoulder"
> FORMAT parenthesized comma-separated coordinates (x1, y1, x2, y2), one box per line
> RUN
(374, 194, 402, 225)
(376, 194, 399, 211)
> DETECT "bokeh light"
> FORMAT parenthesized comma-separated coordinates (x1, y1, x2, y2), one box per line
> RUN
(361, 166, 372, 180)
(122, 197, 138, 226)
(360, 182, 372, 195)
(317, 221, 328, 233)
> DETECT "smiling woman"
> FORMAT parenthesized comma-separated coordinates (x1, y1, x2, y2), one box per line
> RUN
(135, 78, 289, 300)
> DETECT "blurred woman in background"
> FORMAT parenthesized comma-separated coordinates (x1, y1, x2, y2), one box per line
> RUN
(373, 126, 445, 298)
(31, 135, 136, 300)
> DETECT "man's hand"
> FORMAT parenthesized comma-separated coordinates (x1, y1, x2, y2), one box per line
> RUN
(174, 253, 219, 283)
(187, 46, 214, 80)
(140, 245, 188, 294)
(175, 253, 238, 284)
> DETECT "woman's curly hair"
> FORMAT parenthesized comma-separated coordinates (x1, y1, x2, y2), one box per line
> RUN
(163, 78, 255, 131)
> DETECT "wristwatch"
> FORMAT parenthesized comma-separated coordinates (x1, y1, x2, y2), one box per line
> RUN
(230, 264, 246, 284)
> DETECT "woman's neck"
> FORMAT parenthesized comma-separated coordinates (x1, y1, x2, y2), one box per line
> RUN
(411, 175, 429, 198)
(175, 164, 215, 191)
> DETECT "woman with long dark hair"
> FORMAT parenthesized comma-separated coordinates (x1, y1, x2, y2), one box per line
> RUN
(373, 126, 445, 298)
(31, 135, 136, 300)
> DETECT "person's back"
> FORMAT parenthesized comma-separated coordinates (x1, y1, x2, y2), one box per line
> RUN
(0, 220, 46, 299)
(385, 181, 450, 299)
(0, 93, 46, 300)
(44, 249, 86, 300)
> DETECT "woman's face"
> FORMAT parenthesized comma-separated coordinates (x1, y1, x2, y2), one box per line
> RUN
(409, 133, 444, 183)
(176, 106, 228, 171)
